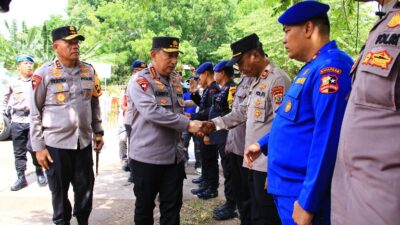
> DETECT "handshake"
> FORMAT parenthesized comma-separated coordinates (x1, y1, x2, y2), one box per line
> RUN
(187, 120, 217, 136)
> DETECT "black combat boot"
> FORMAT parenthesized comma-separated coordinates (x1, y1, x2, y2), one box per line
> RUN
(11, 175, 28, 191)
(36, 167, 47, 187)
(197, 187, 218, 200)
(191, 175, 204, 184)
(213, 201, 237, 220)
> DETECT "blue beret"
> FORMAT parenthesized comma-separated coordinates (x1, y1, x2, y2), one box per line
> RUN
(278, 1, 330, 26)
(196, 62, 213, 74)
(131, 60, 147, 69)
(16, 55, 34, 63)
(213, 60, 231, 72)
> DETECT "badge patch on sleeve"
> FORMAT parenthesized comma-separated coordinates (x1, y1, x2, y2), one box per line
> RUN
(93, 74, 102, 97)
(271, 86, 284, 105)
(362, 50, 393, 70)
(319, 75, 339, 94)
(136, 77, 150, 92)
(387, 13, 400, 28)
(32, 75, 42, 90)
(320, 67, 342, 75)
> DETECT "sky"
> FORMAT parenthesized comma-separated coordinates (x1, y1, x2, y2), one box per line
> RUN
(0, 0, 68, 35)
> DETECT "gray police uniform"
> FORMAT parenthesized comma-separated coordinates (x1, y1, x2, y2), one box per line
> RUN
(213, 62, 291, 224)
(2, 75, 41, 177)
(127, 64, 189, 224)
(331, 1, 400, 225)
(30, 58, 103, 224)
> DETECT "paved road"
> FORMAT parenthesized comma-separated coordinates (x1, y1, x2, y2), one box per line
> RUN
(0, 127, 239, 225)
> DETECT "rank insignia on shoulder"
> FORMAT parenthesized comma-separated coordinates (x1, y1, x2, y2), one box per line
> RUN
(319, 75, 339, 94)
(387, 13, 400, 28)
(150, 67, 159, 80)
(284, 99, 292, 112)
(32, 75, 42, 90)
(320, 67, 342, 75)
(271, 86, 284, 105)
(362, 50, 393, 70)
(260, 70, 269, 78)
(137, 77, 150, 92)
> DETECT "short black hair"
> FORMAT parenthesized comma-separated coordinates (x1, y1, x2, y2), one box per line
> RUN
(222, 66, 234, 77)
(310, 15, 330, 35)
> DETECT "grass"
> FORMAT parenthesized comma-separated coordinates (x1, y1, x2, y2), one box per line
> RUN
(180, 198, 224, 225)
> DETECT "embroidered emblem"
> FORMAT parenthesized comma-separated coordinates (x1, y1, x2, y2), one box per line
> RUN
(136, 77, 150, 92)
(85, 89, 91, 98)
(255, 99, 262, 106)
(56, 92, 66, 103)
(302, 69, 310, 76)
(156, 84, 165, 90)
(295, 78, 306, 84)
(387, 13, 400, 28)
(319, 75, 339, 94)
(57, 85, 63, 91)
(362, 50, 393, 70)
(260, 70, 269, 78)
(255, 109, 261, 118)
(284, 100, 292, 112)
(176, 87, 183, 94)
(159, 99, 168, 105)
(227, 86, 236, 109)
(55, 60, 62, 69)
(32, 75, 42, 90)
(271, 86, 284, 105)
(320, 67, 342, 75)
(93, 74, 102, 97)
(259, 83, 266, 90)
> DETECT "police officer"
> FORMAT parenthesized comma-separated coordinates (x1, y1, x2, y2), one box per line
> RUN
(30, 26, 104, 225)
(244, 2, 353, 225)
(189, 62, 221, 199)
(331, 1, 400, 225)
(1, 55, 47, 191)
(203, 33, 291, 225)
(127, 36, 203, 225)
(207, 60, 237, 220)
(120, 60, 146, 181)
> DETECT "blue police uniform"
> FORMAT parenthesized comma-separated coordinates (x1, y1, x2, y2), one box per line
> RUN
(258, 40, 353, 224)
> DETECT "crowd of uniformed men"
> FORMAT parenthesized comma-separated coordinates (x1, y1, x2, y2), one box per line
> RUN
(1, 0, 399, 225)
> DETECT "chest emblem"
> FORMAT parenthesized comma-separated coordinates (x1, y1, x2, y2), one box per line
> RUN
(56, 92, 67, 103)
(255, 109, 262, 118)
(284, 100, 292, 112)
(362, 50, 393, 70)
(387, 13, 400, 28)
(254, 99, 262, 107)
(259, 83, 266, 90)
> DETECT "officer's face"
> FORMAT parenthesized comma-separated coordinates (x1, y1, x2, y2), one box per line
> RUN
(17, 61, 34, 77)
(283, 25, 307, 61)
(53, 39, 80, 62)
(214, 71, 224, 84)
(237, 50, 262, 77)
(151, 50, 179, 76)
(198, 72, 209, 88)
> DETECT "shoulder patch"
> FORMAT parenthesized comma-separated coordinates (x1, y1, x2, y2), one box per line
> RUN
(387, 13, 400, 28)
(32, 75, 42, 90)
(319, 75, 339, 94)
(362, 50, 393, 70)
(136, 77, 150, 92)
(271, 86, 284, 105)
(320, 67, 342, 75)
(93, 74, 102, 97)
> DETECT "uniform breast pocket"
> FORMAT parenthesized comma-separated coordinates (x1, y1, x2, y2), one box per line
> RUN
(81, 88, 93, 101)
(49, 84, 70, 105)
(250, 97, 266, 122)
(277, 83, 303, 121)
(353, 47, 399, 111)
(156, 96, 172, 107)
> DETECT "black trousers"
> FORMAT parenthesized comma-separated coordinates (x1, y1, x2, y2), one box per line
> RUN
(131, 159, 185, 225)
(248, 170, 281, 225)
(201, 142, 219, 189)
(218, 144, 235, 205)
(182, 131, 201, 168)
(46, 144, 95, 225)
(230, 153, 251, 224)
(11, 122, 40, 176)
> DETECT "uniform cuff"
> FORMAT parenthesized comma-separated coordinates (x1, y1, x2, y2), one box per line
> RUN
(179, 115, 191, 132)
(211, 117, 226, 131)
(32, 140, 46, 152)
(92, 123, 103, 134)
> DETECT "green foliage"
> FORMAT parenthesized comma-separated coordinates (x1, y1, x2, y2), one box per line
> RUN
(0, 0, 377, 82)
